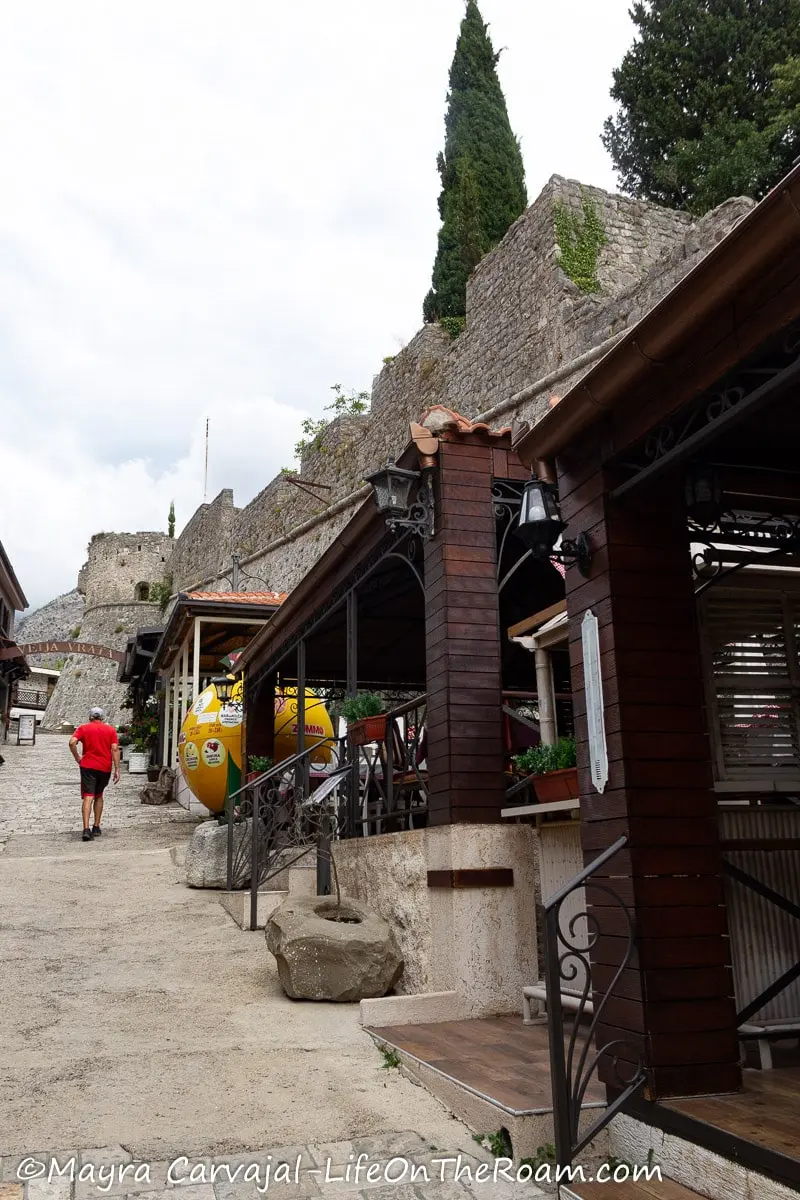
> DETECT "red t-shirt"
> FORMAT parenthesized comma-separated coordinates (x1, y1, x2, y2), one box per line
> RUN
(74, 722, 118, 771)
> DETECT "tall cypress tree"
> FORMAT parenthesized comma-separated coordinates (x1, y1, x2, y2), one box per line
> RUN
(423, 1, 527, 322)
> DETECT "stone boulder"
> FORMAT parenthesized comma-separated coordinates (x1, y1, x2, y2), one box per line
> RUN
(266, 894, 403, 1002)
(185, 819, 251, 888)
(140, 767, 175, 806)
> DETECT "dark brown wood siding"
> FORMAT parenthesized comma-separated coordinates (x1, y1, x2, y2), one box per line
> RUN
(558, 426, 740, 1100)
(424, 438, 506, 824)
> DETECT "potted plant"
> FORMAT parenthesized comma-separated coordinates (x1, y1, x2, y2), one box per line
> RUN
(247, 755, 273, 783)
(118, 729, 134, 764)
(514, 737, 578, 803)
(128, 741, 150, 774)
(342, 693, 387, 746)
(128, 705, 159, 774)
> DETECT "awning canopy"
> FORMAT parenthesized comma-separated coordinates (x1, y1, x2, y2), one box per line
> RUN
(151, 592, 285, 676)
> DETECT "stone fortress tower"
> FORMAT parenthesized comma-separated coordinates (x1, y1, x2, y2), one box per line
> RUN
(43, 531, 173, 729)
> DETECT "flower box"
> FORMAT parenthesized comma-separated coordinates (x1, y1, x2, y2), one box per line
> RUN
(532, 766, 579, 803)
(348, 715, 388, 746)
(128, 751, 150, 775)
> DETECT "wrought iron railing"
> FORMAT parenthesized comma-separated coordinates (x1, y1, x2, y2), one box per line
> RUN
(543, 834, 646, 1168)
(225, 739, 350, 928)
(356, 694, 428, 835)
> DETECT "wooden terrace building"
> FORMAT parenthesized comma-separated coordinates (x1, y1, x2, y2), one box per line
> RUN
(511, 164, 800, 1187)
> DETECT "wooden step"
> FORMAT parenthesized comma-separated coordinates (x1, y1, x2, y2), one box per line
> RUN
(564, 1179, 704, 1200)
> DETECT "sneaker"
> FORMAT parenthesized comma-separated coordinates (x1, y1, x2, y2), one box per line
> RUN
(92, 826, 102, 837)
(82, 828, 93, 842)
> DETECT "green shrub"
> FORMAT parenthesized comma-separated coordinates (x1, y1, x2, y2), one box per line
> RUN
(514, 737, 576, 776)
(341, 693, 385, 723)
(439, 315, 466, 339)
(248, 755, 273, 775)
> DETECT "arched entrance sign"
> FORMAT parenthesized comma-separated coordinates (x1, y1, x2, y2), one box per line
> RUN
(18, 641, 125, 664)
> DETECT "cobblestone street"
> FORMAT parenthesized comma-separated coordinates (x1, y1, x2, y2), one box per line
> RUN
(0, 736, 534, 1200)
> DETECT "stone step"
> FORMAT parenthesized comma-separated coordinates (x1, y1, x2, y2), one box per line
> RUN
(219, 888, 287, 930)
(608, 1112, 800, 1200)
(562, 1180, 702, 1200)
(372, 1036, 609, 1163)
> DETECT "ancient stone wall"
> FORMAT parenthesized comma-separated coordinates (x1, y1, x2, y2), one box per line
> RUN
(164, 175, 752, 600)
(43, 531, 172, 729)
(82, 531, 173, 607)
(169, 489, 239, 593)
(42, 601, 163, 729)
(46, 175, 756, 684)
(14, 589, 85, 668)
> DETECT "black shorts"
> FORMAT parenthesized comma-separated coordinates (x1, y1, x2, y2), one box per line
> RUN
(80, 767, 111, 797)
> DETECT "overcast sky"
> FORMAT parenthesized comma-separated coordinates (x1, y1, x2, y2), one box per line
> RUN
(1, 0, 636, 612)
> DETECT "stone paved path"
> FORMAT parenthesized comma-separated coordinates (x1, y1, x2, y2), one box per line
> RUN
(0, 737, 540, 1199)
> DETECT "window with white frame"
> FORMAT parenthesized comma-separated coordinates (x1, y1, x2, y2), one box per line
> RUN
(699, 583, 800, 785)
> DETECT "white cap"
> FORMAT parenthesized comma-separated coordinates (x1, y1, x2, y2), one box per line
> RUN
(89, 706, 105, 720)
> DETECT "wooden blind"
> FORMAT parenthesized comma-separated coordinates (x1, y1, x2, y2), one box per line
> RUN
(700, 588, 800, 782)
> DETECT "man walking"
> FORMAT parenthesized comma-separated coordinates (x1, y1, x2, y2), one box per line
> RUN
(69, 707, 120, 841)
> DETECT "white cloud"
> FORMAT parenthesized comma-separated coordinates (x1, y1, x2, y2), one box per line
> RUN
(0, 0, 635, 610)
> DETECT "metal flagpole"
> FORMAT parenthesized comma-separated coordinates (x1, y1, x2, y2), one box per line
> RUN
(203, 418, 209, 502)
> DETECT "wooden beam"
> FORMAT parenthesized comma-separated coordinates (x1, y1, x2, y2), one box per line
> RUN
(507, 598, 567, 639)
(427, 869, 514, 888)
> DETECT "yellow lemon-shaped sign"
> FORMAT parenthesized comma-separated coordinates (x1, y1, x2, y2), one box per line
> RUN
(178, 681, 334, 814)
(179, 679, 244, 814)
(275, 688, 334, 766)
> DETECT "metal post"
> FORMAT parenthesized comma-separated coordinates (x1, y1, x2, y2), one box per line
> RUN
(535, 647, 557, 746)
(316, 810, 331, 897)
(232, 553, 240, 591)
(297, 639, 307, 796)
(250, 782, 260, 931)
(226, 788, 234, 891)
(346, 589, 359, 838)
(544, 901, 572, 1167)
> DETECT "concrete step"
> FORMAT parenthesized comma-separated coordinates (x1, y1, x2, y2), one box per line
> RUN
(607, 1112, 800, 1200)
(369, 1034, 608, 1163)
(218, 888, 287, 930)
(562, 1180, 702, 1200)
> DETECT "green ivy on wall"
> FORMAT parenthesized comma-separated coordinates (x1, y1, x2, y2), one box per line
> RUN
(553, 194, 607, 294)
(439, 315, 466, 339)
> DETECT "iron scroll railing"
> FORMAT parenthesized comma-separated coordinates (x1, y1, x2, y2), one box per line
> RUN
(357, 694, 428, 835)
(225, 738, 349, 929)
(543, 834, 646, 1168)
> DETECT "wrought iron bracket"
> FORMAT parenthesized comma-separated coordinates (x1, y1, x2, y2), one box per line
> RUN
(385, 471, 435, 541)
(552, 532, 592, 577)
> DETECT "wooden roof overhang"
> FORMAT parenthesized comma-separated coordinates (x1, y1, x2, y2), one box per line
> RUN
(238, 502, 427, 692)
(0, 540, 28, 612)
(240, 439, 437, 691)
(513, 164, 800, 485)
(117, 625, 163, 683)
(0, 634, 29, 682)
(152, 593, 283, 676)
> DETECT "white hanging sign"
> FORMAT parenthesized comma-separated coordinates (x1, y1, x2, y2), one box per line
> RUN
(581, 609, 608, 793)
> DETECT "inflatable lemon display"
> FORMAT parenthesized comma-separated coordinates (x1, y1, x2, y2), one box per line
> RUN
(178, 681, 334, 814)
(178, 679, 245, 815)
(274, 688, 334, 767)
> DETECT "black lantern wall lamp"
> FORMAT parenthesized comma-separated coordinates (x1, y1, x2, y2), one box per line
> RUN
(515, 477, 592, 576)
(365, 461, 436, 541)
(211, 674, 235, 703)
